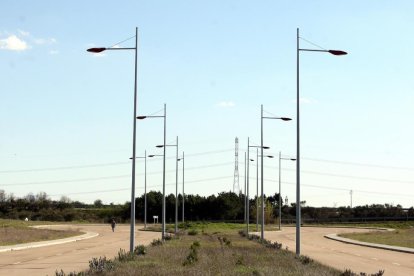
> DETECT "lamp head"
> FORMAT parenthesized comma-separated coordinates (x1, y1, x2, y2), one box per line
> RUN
(136, 116, 147, 119)
(281, 117, 292, 121)
(87, 47, 106, 53)
(262, 146, 270, 149)
(148, 155, 155, 158)
(328, 50, 347, 56)
(156, 145, 164, 148)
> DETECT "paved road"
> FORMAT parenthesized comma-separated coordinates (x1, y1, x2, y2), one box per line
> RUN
(263, 227, 414, 276)
(0, 224, 161, 276)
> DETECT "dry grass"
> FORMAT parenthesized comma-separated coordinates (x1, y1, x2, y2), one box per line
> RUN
(0, 219, 82, 246)
(101, 225, 342, 276)
(340, 227, 414, 249)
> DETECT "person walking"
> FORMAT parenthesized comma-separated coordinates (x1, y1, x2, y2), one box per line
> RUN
(111, 218, 116, 232)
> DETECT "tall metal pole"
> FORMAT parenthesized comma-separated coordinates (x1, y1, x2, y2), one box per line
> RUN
(260, 104, 264, 240)
(175, 136, 179, 234)
(130, 27, 138, 253)
(296, 27, 301, 256)
(278, 151, 281, 231)
(247, 138, 250, 234)
(256, 147, 259, 232)
(144, 150, 147, 230)
(244, 152, 247, 224)
(182, 151, 185, 223)
(162, 103, 166, 240)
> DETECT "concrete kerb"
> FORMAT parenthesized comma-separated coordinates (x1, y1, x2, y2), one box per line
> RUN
(324, 233, 414, 254)
(0, 225, 99, 253)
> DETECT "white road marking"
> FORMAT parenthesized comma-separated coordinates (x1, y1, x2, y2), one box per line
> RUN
(354, 253, 361, 256)
(13, 262, 21, 265)
(392, 262, 401, 266)
(371, 257, 378, 261)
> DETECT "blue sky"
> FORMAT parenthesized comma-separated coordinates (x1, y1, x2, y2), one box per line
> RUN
(1, 1, 413, 208)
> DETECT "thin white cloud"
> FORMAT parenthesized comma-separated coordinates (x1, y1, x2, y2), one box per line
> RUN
(34, 37, 57, 45)
(216, 101, 235, 108)
(18, 30, 30, 37)
(49, 50, 59, 55)
(0, 35, 29, 51)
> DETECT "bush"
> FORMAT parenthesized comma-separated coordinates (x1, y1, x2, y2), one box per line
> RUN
(55, 269, 82, 276)
(117, 248, 135, 262)
(88, 256, 114, 273)
(183, 241, 201, 266)
(134, 245, 147, 255)
(151, 238, 163, 246)
(341, 269, 385, 276)
(188, 229, 198, 236)
(297, 255, 313, 265)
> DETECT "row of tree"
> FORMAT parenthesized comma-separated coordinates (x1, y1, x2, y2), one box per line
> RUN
(1, 189, 413, 223)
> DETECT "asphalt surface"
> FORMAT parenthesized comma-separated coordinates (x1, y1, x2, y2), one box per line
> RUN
(0, 224, 161, 276)
(262, 227, 414, 276)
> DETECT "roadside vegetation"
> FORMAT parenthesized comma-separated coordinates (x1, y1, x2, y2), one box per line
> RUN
(56, 222, 384, 276)
(0, 219, 82, 246)
(340, 226, 414, 249)
(1, 189, 413, 225)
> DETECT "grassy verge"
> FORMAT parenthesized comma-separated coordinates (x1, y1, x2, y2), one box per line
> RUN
(340, 227, 414, 249)
(58, 222, 384, 276)
(0, 219, 82, 246)
(303, 221, 414, 229)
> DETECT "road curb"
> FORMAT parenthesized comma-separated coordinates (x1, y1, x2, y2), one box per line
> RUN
(0, 230, 99, 253)
(324, 233, 414, 254)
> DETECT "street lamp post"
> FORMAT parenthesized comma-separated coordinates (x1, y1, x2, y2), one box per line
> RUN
(256, 148, 259, 231)
(244, 152, 247, 225)
(137, 104, 167, 240)
(130, 151, 148, 229)
(260, 104, 291, 240)
(296, 28, 347, 256)
(278, 151, 296, 231)
(87, 27, 139, 253)
(178, 152, 185, 223)
(157, 137, 179, 234)
(247, 140, 270, 234)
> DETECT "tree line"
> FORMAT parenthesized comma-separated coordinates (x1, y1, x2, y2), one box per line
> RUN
(0, 189, 412, 223)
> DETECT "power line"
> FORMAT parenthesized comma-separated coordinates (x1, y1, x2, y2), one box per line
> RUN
(263, 165, 414, 184)
(0, 148, 233, 174)
(302, 157, 414, 171)
(278, 180, 414, 198)
(1, 162, 234, 186)
(49, 176, 234, 197)
(0, 161, 130, 174)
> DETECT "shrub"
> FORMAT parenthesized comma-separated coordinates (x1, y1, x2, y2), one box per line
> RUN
(150, 238, 163, 246)
(223, 237, 231, 246)
(341, 269, 385, 276)
(88, 256, 114, 273)
(55, 269, 82, 276)
(298, 255, 313, 265)
(183, 241, 200, 266)
(191, 241, 200, 249)
(117, 248, 135, 262)
(235, 255, 244, 265)
(134, 245, 147, 256)
(188, 229, 198, 236)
